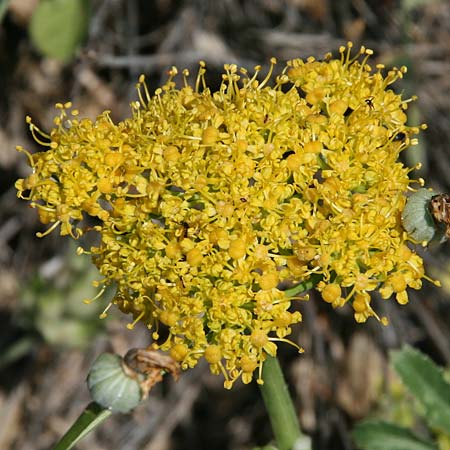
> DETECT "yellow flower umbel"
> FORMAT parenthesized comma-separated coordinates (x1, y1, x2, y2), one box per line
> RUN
(16, 43, 433, 388)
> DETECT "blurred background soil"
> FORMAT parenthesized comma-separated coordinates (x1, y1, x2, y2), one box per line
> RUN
(1, 0, 450, 449)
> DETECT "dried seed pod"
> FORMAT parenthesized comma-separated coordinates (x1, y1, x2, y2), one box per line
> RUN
(429, 193, 450, 239)
(402, 189, 446, 244)
(87, 353, 142, 413)
(124, 348, 180, 399)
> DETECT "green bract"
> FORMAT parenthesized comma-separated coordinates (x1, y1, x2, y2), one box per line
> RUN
(402, 189, 445, 243)
(87, 353, 142, 413)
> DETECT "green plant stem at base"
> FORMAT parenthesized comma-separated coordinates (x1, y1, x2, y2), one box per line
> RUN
(52, 402, 112, 450)
(259, 356, 311, 450)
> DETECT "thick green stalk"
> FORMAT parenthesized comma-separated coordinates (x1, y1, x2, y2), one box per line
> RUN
(52, 402, 112, 450)
(259, 356, 311, 450)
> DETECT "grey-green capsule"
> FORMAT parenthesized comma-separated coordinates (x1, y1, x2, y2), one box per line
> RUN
(87, 353, 142, 413)
(401, 189, 446, 244)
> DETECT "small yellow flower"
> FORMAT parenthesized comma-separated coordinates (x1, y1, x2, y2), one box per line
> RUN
(320, 283, 342, 305)
(16, 43, 433, 387)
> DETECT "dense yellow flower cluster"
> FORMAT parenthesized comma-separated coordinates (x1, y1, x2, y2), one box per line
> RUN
(16, 43, 431, 387)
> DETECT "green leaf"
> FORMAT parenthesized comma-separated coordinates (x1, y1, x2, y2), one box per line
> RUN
(52, 402, 112, 450)
(353, 421, 437, 450)
(391, 345, 450, 433)
(29, 0, 89, 62)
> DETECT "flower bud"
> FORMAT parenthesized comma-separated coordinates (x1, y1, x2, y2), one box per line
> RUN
(402, 189, 445, 243)
(87, 353, 141, 413)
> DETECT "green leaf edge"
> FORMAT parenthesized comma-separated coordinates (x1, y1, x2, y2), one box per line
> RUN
(391, 345, 450, 433)
(353, 420, 438, 450)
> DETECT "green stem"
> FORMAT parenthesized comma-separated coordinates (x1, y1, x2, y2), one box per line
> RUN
(52, 402, 112, 450)
(283, 274, 323, 298)
(259, 356, 311, 450)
